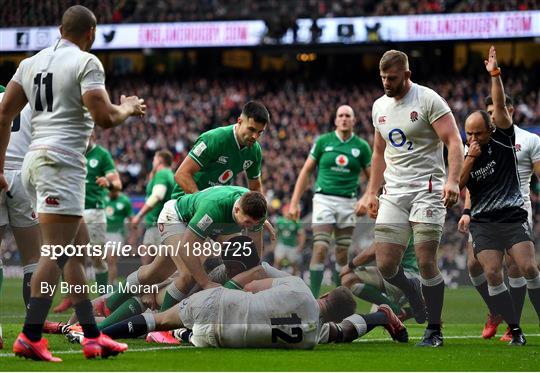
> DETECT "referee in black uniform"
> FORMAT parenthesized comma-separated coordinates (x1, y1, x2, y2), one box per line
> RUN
(460, 46, 540, 346)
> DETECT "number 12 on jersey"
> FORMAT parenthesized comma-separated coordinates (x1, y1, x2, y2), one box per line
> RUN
(270, 313, 303, 343)
(34, 73, 53, 112)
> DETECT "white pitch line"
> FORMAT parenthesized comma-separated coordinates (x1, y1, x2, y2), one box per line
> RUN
(1, 334, 539, 357)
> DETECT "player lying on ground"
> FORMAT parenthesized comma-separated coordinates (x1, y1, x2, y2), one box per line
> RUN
(67, 263, 408, 348)
(341, 237, 419, 321)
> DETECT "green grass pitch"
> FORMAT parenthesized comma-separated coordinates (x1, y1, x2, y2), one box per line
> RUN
(1, 278, 538, 371)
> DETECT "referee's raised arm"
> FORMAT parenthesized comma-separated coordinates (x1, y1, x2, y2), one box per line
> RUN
(484, 46, 512, 130)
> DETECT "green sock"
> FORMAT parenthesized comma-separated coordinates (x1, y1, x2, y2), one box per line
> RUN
(333, 264, 342, 287)
(223, 280, 243, 290)
(159, 284, 187, 312)
(95, 271, 109, 293)
(105, 289, 133, 313)
(310, 265, 325, 298)
(352, 283, 401, 314)
(97, 297, 144, 330)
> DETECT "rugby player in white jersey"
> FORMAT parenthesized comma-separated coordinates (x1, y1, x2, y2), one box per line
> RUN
(0, 5, 145, 361)
(0, 90, 39, 349)
(89, 263, 408, 348)
(364, 50, 464, 347)
(458, 94, 540, 340)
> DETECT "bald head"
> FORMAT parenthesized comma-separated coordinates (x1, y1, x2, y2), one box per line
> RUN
(336, 105, 354, 119)
(61, 5, 96, 38)
(465, 110, 493, 146)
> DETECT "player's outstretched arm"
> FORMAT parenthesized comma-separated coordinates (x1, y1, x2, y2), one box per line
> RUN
(83, 90, 145, 129)
(485, 45, 512, 130)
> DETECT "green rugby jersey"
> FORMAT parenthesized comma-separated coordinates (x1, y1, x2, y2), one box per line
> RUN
(171, 125, 262, 199)
(85, 145, 116, 209)
(105, 193, 133, 234)
(276, 216, 302, 247)
(144, 168, 175, 226)
(310, 132, 372, 198)
(175, 186, 264, 239)
(402, 236, 419, 274)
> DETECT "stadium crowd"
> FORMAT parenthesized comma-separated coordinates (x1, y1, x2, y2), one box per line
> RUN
(1, 0, 537, 26)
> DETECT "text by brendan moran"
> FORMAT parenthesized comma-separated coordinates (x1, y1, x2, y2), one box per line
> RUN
(40, 282, 159, 297)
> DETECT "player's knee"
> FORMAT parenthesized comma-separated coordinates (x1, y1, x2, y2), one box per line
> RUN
(484, 268, 503, 285)
(377, 260, 398, 279)
(467, 254, 483, 275)
(374, 224, 409, 247)
(506, 262, 521, 278)
(417, 260, 438, 278)
(412, 223, 442, 245)
(313, 232, 332, 250)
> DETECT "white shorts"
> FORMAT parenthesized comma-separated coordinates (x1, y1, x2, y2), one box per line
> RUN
(157, 200, 187, 242)
(376, 190, 446, 226)
(105, 232, 124, 247)
(83, 209, 106, 245)
(178, 287, 222, 348)
(274, 243, 299, 263)
(0, 169, 38, 228)
(312, 193, 356, 228)
(143, 226, 161, 246)
(22, 147, 86, 216)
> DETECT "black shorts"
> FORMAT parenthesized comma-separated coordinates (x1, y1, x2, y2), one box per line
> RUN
(469, 219, 533, 256)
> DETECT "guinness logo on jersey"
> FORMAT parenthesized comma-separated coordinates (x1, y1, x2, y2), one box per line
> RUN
(335, 155, 349, 167)
(351, 148, 360, 157)
(89, 159, 99, 168)
(218, 170, 234, 184)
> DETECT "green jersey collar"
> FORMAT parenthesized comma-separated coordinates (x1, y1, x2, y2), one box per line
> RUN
(233, 124, 242, 150)
(334, 131, 354, 143)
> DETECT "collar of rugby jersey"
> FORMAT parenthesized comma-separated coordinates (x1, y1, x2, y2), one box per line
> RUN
(232, 124, 242, 150)
(393, 82, 416, 107)
(334, 130, 354, 143)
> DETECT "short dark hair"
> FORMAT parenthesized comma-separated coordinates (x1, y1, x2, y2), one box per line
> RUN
(61, 5, 96, 37)
(466, 110, 493, 131)
(242, 101, 270, 125)
(484, 94, 513, 108)
(320, 286, 356, 323)
(156, 150, 173, 166)
(239, 191, 267, 221)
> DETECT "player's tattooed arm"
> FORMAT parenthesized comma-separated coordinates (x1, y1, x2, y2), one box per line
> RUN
(174, 156, 200, 193)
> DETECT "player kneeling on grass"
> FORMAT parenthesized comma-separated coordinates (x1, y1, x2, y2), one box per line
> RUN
(68, 262, 408, 348)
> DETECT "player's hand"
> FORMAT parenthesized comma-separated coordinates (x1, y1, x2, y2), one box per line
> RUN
(467, 141, 481, 158)
(95, 176, 110, 188)
(202, 281, 220, 290)
(0, 173, 9, 193)
(121, 95, 146, 117)
(131, 214, 141, 226)
(442, 180, 460, 208)
(354, 195, 368, 216)
(365, 193, 379, 219)
(264, 220, 276, 241)
(286, 203, 300, 221)
(484, 45, 498, 73)
(458, 214, 470, 234)
(340, 264, 352, 277)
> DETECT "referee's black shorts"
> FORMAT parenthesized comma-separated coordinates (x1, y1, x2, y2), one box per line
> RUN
(470, 216, 533, 257)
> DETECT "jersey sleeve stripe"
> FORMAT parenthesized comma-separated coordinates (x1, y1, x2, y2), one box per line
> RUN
(187, 153, 204, 167)
(187, 226, 206, 239)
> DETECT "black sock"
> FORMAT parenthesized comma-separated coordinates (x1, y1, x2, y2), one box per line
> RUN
(422, 275, 445, 331)
(22, 272, 33, 309)
(361, 311, 388, 333)
(385, 266, 415, 299)
(508, 284, 526, 323)
(527, 287, 540, 322)
(474, 281, 498, 315)
(74, 299, 100, 339)
(490, 290, 518, 327)
(22, 297, 52, 342)
(101, 314, 151, 339)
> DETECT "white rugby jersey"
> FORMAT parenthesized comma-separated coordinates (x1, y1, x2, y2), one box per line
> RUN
(514, 125, 540, 203)
(216, 276, 320, 349)
(372, 83, 451, 194)
(11, 39, 105, 157)
(1, 93, 31, 170)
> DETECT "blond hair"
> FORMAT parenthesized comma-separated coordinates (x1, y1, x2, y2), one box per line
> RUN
(379, 50, 409, 71)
